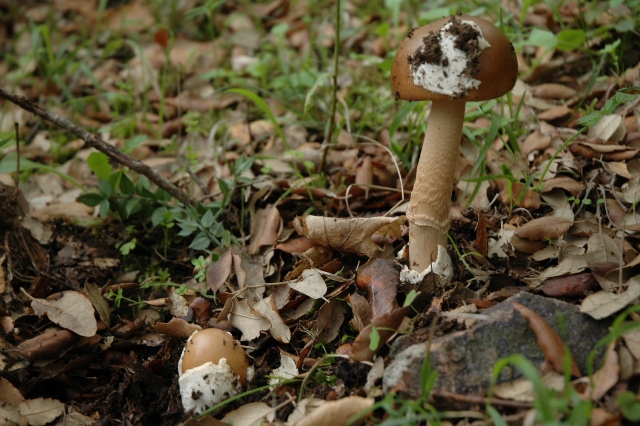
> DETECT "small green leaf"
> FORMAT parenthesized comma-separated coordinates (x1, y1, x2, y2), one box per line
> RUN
(120, 173, 135, 195)
(87, 152, 112, 180)
(556, 29, 585, 51)
(201, 210, 215, 228)
(98, 179, 113, 198)
(524, 28, 557, 48)
(189, 231, 211, 250)
(369, 325, 380, 351)
(119, 238, 137, 256)
(77, 193, 104, 207)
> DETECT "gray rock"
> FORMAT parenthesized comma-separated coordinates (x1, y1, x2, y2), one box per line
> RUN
(383, 292, 610, 398)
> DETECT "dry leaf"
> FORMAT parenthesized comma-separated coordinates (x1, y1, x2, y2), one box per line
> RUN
(220, 402, 274, 426)
(288, 268, 327, 299)
(84, 283, 110, 328)
(295, 396, 374, 426)
(206, 250, 233, 293)
(253, 295, 291, 343)
(249, 205, 281, 255)
(293, 215, 405, 256)
(313, 299, 347, 344)
(580, 341, 618, 400)
(228, 299, 271, 341)
(22, 289, 97, 337)
(154, 317, 201, 340)
(580, 276, 640, 319)
(530, 83, 576, 100)
(513, 302, 581, 377)
(269, 352, 299, 386)
(0, 404, 26, 426)
(18, 398, 65, 426)
(0, 377, 25, 407)
(514, 216, 572, 241)
(356, 258, 399, 319)
(540, 273, 599, 297)
(348, 307, 408, 362)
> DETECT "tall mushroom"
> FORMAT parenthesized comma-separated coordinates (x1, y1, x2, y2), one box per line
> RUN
(391, 15, 518, 273)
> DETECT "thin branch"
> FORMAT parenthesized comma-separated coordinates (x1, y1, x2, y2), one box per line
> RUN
(0, 86, 196, 206)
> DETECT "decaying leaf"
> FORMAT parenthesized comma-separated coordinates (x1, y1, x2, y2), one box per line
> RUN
(514, 216, 572, 241)
(206, 249, 233, 293)
(18, 397, 65, 426)
(269, 352, 299, 386)
(22, 289, 97, 337)
(84, 283, 110, 328)
(288, 268, 327, 299)
(249, 205, 281, 255)
(580, 276, 640, 319)
(348, 307, 408, 362)
(0, 377, 25, 406)
(293, 215, 405, 256)
(154, 317, 201, 340)
(356, 258, 399, 319)
(313, 299, 347, 344)
(580, 341, 619, 400)
(540, 273, 599, 297)
(17, 329, 78, 362)
(295, 396, 374, 426)
(513, 302, 581, 377)
(228, 299, 271, 341)
(220, 402, 275, 426)
(253, 295, 291, 343)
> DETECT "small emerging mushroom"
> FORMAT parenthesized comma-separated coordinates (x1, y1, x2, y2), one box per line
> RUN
(178, 328, 252, 414)
(390, 15, 518, 273)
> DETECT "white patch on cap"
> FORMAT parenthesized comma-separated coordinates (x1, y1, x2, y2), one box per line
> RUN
(410, 20, 490, 97)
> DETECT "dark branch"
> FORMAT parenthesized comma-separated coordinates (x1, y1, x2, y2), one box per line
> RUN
(0, 86, 196, 206)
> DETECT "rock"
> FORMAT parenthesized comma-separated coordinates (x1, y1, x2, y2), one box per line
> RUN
(383, 292, 610, 398)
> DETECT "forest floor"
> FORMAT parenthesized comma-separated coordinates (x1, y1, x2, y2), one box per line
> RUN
(1, 0, 640, 425)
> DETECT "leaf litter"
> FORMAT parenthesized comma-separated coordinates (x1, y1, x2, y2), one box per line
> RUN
(0, 0, 640, 424)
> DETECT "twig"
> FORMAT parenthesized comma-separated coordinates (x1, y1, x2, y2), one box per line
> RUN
(0, 86, 196, 206)
(431, 390, 533, 409)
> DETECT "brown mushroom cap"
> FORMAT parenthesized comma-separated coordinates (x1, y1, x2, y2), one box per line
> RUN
(181, 328, 250, 385)
(391, 16, 518, 102)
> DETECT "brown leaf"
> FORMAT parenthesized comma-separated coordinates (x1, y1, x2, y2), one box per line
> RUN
(154, 317, 201, 340)
(348, 307, 408, 362)
(17, 329, 77, 362)
(356, 258, 399, 319)
(313, 299, 347, 344)
(0, 377, 25, 407)
(499, 182, 541, 210)
(346, 292, 371, 331)
(541, 176, 584, 197)
(530, 83, 576, 100)
(84, 283, 110, 328)
(250, 205, 281, 255)
(537, 105, 573, 121)
(540, 273, 599, 297)
(513, 302, 581, 377)
(275, 236, 316, 254)
(293, 215, 405, 257)
(23, 289, 97, 337)
(18, 398, 64, 426)
(580, 341, 618, 400)
(295, 396, 373, 426)
(206, 250, 232, 293)
(514, 216, 572, 241)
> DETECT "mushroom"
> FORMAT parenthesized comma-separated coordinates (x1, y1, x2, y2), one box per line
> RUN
(390, 15, 518, 273)
(178, 328, 252, 413)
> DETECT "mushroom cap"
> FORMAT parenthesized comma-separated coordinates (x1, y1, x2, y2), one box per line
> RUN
(180, 328, 250, 385)
(391, 16, 518, 102)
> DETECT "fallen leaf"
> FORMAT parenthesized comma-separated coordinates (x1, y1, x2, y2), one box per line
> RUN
(295, 396, 374, 426)
(530, 83, 576, 100)
(249, 205, 281, 255)
(22, 290, 97, 337)
(154, 317, 201, 340)
(228, 299, 271, 341)
(84, 283, 110, 328)
(348, 307, 408, 362)
(580, 276, 640, 319)
(0, 377, 25, 407)
(580, 341, 618, 400)
(288, 268, 327, 299)
(18, 398, 65, 426)
(313, 298, 347, 344)
(540, 273, 599, 297)
(356, 258, 399, 318)
(513, 302, 581, 377)
(293, 215, 405, 257)
(206, 250, 233, 293)
(220, 402, 274, 426)
(269, 352, 299, 386)
(253, 295, 291, 343)
(514, 216, 572, 241)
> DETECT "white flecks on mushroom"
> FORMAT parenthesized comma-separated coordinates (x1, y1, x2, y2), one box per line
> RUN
(399, 245, 453, 285)
(410, 20, 491, 97)
(178, 358, 242, 414)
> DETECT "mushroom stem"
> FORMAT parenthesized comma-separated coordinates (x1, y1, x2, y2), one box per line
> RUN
(408, 99, 465, 272)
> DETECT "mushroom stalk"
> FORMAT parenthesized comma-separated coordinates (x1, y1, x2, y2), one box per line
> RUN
(408, 99, 465, 272)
